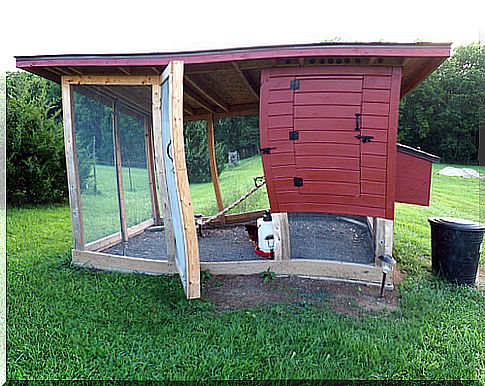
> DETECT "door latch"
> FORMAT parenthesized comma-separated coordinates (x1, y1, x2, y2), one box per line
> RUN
(260, 147, 276, 154)
(355, 135, 374, 143)
(355, 113, 361, 131)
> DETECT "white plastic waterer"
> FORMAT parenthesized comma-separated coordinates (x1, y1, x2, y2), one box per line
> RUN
(257, 211, 274, 255)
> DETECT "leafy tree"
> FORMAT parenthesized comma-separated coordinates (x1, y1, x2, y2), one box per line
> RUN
(6, 72, 69, 205)
(399, 43, 484, 164)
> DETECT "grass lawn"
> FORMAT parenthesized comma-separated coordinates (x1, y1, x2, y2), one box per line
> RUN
(6, 158, 485, 381)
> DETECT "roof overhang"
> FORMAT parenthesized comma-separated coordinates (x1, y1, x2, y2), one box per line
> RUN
(16, 42, 451, 120)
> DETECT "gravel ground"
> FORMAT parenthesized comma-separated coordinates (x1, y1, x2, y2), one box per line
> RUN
(289, 213, 374, 264)
(104, 213, 375, 264)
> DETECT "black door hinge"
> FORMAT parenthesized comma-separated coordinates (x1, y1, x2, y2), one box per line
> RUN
(290, 79, 300, 90)
(293, 177, 303, 187)
(355, 135, 374, 143)
(289, 130, 299, 140)
(260, 147, 276, 154)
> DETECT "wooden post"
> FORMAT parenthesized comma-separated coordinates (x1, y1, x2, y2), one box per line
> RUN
(207, 114, 225, 222)
(61, 79, 85, 250)
(170, 61, 201, 299)
(112, 101, 128, 242)
(272, 212, 290, 260)
(152, 81, 176, 261)
(373, 217, 394, 266)
(145, 116, 161, 225)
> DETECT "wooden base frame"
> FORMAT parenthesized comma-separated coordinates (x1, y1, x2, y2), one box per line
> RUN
(72, 249, 393, 287)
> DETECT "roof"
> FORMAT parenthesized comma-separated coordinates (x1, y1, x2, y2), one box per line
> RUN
(16, 42, 451, 120)
(397, 143, 441, 163)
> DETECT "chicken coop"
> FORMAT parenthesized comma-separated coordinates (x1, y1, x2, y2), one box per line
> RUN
(16, 42, 450, 298)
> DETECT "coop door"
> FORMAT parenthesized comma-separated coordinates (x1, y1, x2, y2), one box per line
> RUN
(261, 69, 389, 218)
(159, 61, 200, 299)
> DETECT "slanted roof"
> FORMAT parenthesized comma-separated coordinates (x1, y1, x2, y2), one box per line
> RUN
(16, 42, 451, 120)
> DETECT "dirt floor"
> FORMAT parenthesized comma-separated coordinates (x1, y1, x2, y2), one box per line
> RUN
(202, 274, 400, 317)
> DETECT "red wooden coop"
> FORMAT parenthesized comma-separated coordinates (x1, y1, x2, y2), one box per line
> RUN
(17, 42, 450, 298)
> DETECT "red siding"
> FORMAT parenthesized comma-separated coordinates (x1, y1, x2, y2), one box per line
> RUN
(260, 65, 402, 220)
(395, 151, 432, 206)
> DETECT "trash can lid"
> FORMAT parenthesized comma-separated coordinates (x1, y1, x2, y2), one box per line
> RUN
(428, 217, 485, 231)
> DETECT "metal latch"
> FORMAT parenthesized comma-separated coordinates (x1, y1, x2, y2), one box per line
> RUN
(355, 135, 374, 143)
(290, 79, 300, 90)
(289, 130, 299, 140)
(260, 147, 276, 154)
(293, 177, 303, 187)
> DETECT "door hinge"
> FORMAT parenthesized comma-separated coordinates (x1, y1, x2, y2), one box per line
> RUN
(290, 79, 300, 90)
(260, 147, 276, 154)
(293, 177, 303, 187)
(355, 135, 374, 143)
(289, 130, 299, 140)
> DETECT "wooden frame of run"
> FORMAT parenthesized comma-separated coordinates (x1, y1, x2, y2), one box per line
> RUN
(61, 74, 174, 256)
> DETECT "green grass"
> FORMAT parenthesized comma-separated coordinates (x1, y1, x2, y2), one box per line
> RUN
(6, 159, 485, 381)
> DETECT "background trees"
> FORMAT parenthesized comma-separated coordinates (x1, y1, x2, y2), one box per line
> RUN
(6, 43, 483, 205)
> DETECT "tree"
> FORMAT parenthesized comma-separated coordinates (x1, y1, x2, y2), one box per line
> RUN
(399, 43, 484, 164)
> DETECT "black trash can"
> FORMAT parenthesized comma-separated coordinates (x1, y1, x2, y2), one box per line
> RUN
(428, 217, 485, 284)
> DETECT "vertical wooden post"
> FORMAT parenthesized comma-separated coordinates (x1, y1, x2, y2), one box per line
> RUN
(112, 101, 128, 242)
(171, 61, 200, 299)
(207, 114, 225, 222)
(272, 212, 291, 260)
(373, 217, 394, 266)
(145, 116, 161, 225)
(61, 79, 85, 250)
(152, 81, 176, 261)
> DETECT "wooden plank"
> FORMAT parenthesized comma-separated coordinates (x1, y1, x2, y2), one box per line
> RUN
(361, 168, 387, 182)
(63, 75, 159, 85)
(85, 218, 155, 252)
(61, 79, 85, 250)
(278, 202, 385, 218)
(207, 114, 225, 221)
(184, 75, 229, 111)
(144, 117, 161, 224)
(373, 218, 394, 265)
(272, 213, 290, 260)
(184, 86, 216, 113)
(295, 105, 360, 119)
(363, 89, 391, 103)
(294, 92, 362, 106)
(295, 169, 360, 183)
(296, 155, 359, 170)
(295, 143, 359, 157)
(361, 181, 386, 196)
(363, 76, 391, 89)
(170, 61, 201, 299)
(362, 102, 389, 116)
(297, 78, 363, 92)
(72, 249, 175, 274)
(276, 192, 385, 208)
(231, 61, 260, 100)
(208, 209, 267, 225)
(112, 101, 128, 242)
(152, 80, 176, 261)
(361, 142, 387, 156)
(385, 67, 403, 219)
(300, 181, 360, 196)
(395, 151, 432, 206)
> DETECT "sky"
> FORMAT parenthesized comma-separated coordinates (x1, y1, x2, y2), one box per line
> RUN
(1, 0, 483, 72)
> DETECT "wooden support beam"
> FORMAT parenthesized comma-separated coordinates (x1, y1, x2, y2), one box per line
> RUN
(145, 117, 161, 225)
(112, 101, 128, 242)
(61, 79, 85, 251)
(185, 102, 259, 121)
(98, 85, 151, 116)
(373, 217, 394, 265)
(272, 213, 290, 260)
(63, 75, 159, 85)
(67, 67, 83, 75)
(150, 67, 161, 75)
(72, 251, 392, 288)
(152, 81, 176, 261)
(184, 86, 216, 113)
(170, 61, 201, 299)
(184, 105, 194, 116)
(118, 67, 131, 75)
(184, 75, 229, 112)
(207, 114, 225, 223)
(231, 62, 259, 100)
(55, 66, 71, 75)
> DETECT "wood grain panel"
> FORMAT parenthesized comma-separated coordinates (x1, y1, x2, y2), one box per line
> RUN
(297, 168, 360, 183)
(300, 181, 360, 196)
(362, 181, 386, 195)
(295, 105, 360, 119)
(297, 78, 363, 92)
(295, 143, 359, 157)
(268, 89, 293, 102)
(363, 76, 392, 89)
(363, 89, 391, 103)
(361, 154, 387, 168)
(294, 117, 355, 131)
(361, 168, 387, 182)
(268, 76, 294, 90)
(268, 115, 293, 128)
(361, 115, 388, 129)
(295, 92, 362, 106)
(267, 102, 293, 116)
(296, 155, 360, 170)
(297, 130, 360, 143)
(361, 142, 387, 156)
(395, 151, 432, 206)
(362, 102, 389, 116)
